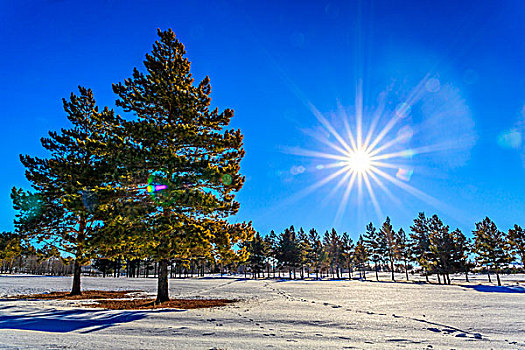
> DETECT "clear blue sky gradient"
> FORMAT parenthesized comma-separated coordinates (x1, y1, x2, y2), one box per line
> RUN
(1, 1, 524, 240)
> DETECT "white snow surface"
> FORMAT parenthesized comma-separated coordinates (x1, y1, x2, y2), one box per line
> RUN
(0, 273, 524, 349)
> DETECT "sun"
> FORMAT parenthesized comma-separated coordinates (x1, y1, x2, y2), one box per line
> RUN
(347, 149, 371, 173)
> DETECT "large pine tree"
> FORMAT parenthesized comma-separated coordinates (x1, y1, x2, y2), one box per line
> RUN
(112, 29, 253, 302)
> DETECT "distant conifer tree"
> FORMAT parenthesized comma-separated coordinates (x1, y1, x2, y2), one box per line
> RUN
(341, 232, 354, 280)
(450, 228, 473, 282)
(380, 217, 397, 281)
(276, 226, 300, 279)
(508, 225, 525, 267)
(308, 228, 323, 279)
(244, 232, 266, 278)
(396, 228, 411, 281)
(473, 217, 513, 286)
(264, 230, 278, 278)
(428, 214, 454, 284)
(353, 235, 369, 280)
(410, 212, 432, 282)
(363, 222, 384, 281)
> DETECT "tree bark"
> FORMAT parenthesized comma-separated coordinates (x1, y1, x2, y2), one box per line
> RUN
(487, 271, 492, 283)
(496, 271, 501, 286)
(375, 262, 379, 281)
(70, 259, 82, 296)
(390, 259, 395, 281)
(155, 259, 170, 303)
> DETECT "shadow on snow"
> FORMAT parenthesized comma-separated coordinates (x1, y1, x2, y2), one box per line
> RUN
(461, 285, 525, 293)
(0, 308, 180, 333)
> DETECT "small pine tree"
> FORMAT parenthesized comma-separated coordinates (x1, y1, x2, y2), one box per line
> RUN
(380, 217, 397, 281)
(0, 232, 25, 272)
(508, 225, 525, 267)
(410, 212, 432, 282)
(353, 235, 369, 280)
(341, 232, 354, 280)
(428, 214, 453, 284)
(363, 222, 385, 281)
(473, 217, 513, 286)
(245, 232, 266, 278)
(276, 226, 300, 279)
(396, 228, 411, 281)
(308, 228, 323, 279)
(450, 228, 473, 282)
(263, 231, 278, 278)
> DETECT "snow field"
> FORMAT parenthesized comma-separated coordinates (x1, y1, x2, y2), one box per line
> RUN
(0, 274, 524, 349)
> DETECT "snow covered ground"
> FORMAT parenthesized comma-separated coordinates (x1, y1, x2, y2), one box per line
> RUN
(0, 273, 524, 349)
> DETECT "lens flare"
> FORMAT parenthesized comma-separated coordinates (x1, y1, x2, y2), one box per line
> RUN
(221, 174, 233, 185)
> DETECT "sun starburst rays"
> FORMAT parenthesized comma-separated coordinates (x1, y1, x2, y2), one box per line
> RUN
(289, 96, 445, 225)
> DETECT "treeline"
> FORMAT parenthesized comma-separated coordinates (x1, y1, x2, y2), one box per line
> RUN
(242, 214, 525, 286)
(2, 213, 523, 287)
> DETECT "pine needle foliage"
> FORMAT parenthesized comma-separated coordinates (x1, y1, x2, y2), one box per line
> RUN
(111, 29, 253, 302)
(12, 87, 121, 295)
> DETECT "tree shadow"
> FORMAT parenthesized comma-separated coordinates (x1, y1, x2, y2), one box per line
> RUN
(461, 285, 525, 293)
(0, 308, 155, 333)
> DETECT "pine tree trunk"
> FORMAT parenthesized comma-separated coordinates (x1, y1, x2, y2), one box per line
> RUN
(496, 271, 501, 286)
(437, 273, 441, 284)
(70, 219, 86, 296)
(70, 259, 82, 296)
(390, 259, 395, 281)
(487, 271, 492, 283)
(375, 262, 379, 281)
(155, 259, 170, 303)
(465, 271, 469, 282)
(405, 260, 409, 281)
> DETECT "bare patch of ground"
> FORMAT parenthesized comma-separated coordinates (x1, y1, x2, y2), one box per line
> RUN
(9, 290, 238, 310)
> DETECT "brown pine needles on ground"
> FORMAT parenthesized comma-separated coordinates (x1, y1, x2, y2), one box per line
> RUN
(10, 290, 237, 310)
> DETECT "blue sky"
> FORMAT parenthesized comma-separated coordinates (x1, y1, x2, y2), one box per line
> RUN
(1, 0, 524, 240)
